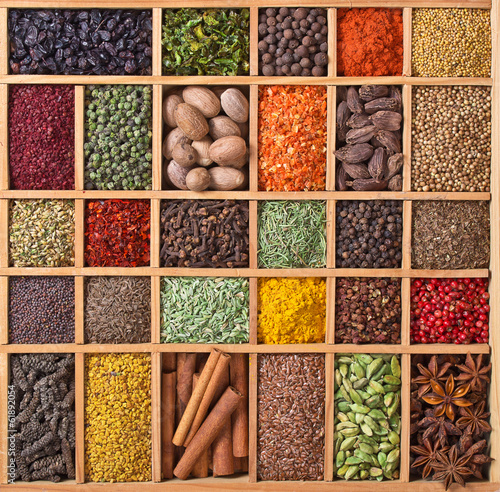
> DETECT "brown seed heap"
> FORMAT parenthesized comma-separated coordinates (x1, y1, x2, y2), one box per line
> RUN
(85, 277, 151, 344)
(11, 354, 75, 483)
(9, 276, 75, 344)
(257, 354, 325, 481)
(412, 201, 490, 270)
(411, 86, 491, 192)
(336, 278, 401, 344)
(336, 85, 403, 191)
(258, 7, 328, 77)
(410, 353, 492, 490)
(336, 200, 403, 268)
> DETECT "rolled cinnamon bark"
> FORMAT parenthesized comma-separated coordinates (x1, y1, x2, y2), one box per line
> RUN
(173, 386, 243, 480)
(190, 374, 209, 478)
(176, 353, 197, 424)
(161, 371, 176, 479)
(183, 352, 231, 446)
(162, 352, 177, 373)
(212, 419, 234, 477)
(173, 348, 221, 446)
(230, 353, 249, 457)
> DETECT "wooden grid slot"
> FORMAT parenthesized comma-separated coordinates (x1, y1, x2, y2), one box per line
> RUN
(0, 1, 498, 490)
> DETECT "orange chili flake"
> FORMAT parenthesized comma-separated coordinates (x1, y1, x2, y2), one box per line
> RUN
(258, 85, 327, 192)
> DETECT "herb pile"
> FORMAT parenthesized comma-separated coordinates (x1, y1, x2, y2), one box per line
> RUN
(162, 9, 249, 76)
(258, 201, 326, 268)
(411, 353, 492, 489)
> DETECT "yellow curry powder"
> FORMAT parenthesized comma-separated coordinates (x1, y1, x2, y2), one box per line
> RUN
(258, 277, 326, 344)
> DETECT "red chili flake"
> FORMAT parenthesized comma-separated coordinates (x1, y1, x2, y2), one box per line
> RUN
(9, 85, 75, 190)
(84, 200, 150, 267)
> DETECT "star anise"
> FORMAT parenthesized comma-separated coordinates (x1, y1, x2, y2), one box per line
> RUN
(418, 408, 462, 446)
(456, 353, 491, 394)
(456, 401, 492, 437)
(422, 375, 473, 421)
(413, 355, 452, 398)
(411, 438, 450, 478)
(459, 439, 493, 480)
(432, 445, 473, 490)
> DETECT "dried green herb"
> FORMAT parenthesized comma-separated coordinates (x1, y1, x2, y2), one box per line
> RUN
(162, 8, 250, 76)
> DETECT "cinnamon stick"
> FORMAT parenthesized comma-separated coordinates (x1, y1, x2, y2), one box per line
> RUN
(161, 371, 176, 479)
(173, 348, 221, 447)
(183, 352, 231, 446)
(212, 419, 233, 477)
(230, 353, 249, 457)
(176, 353, 197, 424)
(162, 352, 177, 373)
(174, 386, 243, 480)
(190, 374, 209, 478)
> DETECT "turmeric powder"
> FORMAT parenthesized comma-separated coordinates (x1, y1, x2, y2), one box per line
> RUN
(257, 277, 326, 344)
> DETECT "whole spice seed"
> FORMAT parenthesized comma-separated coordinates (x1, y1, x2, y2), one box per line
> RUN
(9, 85, 74, 190)
(85, 277, 151, 344)
(9, 9, 152, 75)
(162, 9, 249, 76)
(336, 200, 403, 268)
(337, 9, 403, 77)
(412, 9, 491, 77)
(85, 199, 150, 267)
(258, 7, 328, 77)
(258, 354, 325, 481)
(160, 277, 249, 344)
(9, 277, 75, 344)
(410, 278, 489, 345)
(258, 85, 327, 191)
(84, 85, 152, 190)
(160, 200, 249, 268)
(411, 86, 491, 192)
(334, 354, 402, 481)
(258, 277, 326, 344)
(411, 201, 490, 270)
(85, 353, 151, 482)
(9, 199, 75, 267)
(336, 278, 401, 344)
(11, 354, 75, 483)
(258, 201, 326, 268)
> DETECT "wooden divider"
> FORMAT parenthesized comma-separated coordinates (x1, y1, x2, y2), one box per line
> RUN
(250, 8, 259, 76)
(402, 85, 412, 192)
(152, 9, 163, 77)
(0, 277, 7, 345)
(153, 86, 163, 191)
(248, 353, 258, 483)
(74, 86, 85, 191)
(75, 352, 85, 484)
(151, 352, 162, 482)
(75, 276, 85, 345)
(0, 85, 8, 191)
(249, 85, 259, 193)
(74, 199, 85, 269)
(400, 353, 411, 482)
(152, 276, 161, 344)
(403, 8, 412, 77)
(0, 199, 9, 269)
(327, 9, 337, 78)
(326, 85, 336, 191)
(324, 352, 335, 481)
(0, 353, 8, 484)
(249, 278, 258, 345)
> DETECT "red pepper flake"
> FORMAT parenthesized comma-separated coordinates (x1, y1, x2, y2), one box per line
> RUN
(9, 85, 75, 190)
(84, 200, 150, 267)
(258, 85, 327, 192)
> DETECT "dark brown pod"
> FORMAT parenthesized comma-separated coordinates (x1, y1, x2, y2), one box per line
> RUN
(336, 164, 348, 191)
(385, 153, 404, 180)
(347, 87, 364, 113)
(346, 125, 377, 145)
(389, 86, 403, 114)
(350, 178, 388, 191)
(342, 161, 371, 180)
(388, 174, 402, 191)
(364, 98, 398, 114)
(369, 111, 402, 131)
(374, 130, 401, 154)
(367, 147, 388, 180)
(347, 112, 371, 129)
(359, 85, 389, 102)
(335, 143, 374, 164)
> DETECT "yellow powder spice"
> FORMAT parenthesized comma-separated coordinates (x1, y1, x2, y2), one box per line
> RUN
(258, 277, 326, 344)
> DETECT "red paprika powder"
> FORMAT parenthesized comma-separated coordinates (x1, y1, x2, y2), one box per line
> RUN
(337, 8, 403, 77)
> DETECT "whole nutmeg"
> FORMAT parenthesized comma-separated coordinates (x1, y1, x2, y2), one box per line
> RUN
(186, 167, 211, 191)
(172, 142, 198, 168)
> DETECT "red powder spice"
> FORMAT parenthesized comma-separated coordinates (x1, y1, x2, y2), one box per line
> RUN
(258, 85, 327, 192)
(337, 8, 403, 77)
(85, 200, 150, 267)
(9, 85, 75, 190)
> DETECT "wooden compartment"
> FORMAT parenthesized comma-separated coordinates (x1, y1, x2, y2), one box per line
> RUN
(0, 0, 499, 490)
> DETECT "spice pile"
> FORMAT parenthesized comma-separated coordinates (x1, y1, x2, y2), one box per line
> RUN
(258, 85, 327, 191)
(258, 354, 325, 480)
(337, 9, 403, 76)
(85, 277, 151, 344)
(161, 350, 249, 479)
(412, 9, 491, 77)
(84, 85, 152, 190)
(410, 278, 489, 345)
(9, 85, 74, 190)
(258, 277, 326, 344)
(258, 7, 328, 76)
(411, 201, 490, 270)
(160, 200, 249, 268)
(9, 9, 152, 75)
(160, 277, 249, 344)
(336, 200, 403, 268)
(85, 199, 150, 267)
(257, 201, 326, 268)
(411, 353, 492, 489)
(11, 354, 75, 482)
(163, 86, 249, 191)
(411, 86, 491, 192)
(336, 85, 403, 191)
(9, 199, 75, 267)
(85, 353, 151, 482)
(334, 354, 401, 481)
(162, 9, 249, 76)
(9, 277, 74, 344)
(336, 278, 401, 344)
